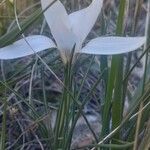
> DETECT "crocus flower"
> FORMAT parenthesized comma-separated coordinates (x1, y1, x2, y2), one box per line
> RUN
(0, 0, 146, 64)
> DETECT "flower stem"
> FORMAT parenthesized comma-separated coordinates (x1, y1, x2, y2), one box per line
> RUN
(54, 62, 73, 150)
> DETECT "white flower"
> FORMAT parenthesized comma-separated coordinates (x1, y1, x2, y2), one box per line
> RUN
(0, 0, 146, 64)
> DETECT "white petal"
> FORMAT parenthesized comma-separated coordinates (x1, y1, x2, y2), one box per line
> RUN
(0, 35, 56, 59)
(81, 36, 146, 55)
(69, 0, 103, 48)
(41, 0, 76, 52)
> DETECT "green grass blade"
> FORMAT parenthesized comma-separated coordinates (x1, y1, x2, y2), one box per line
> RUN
(111, 0, 126, 140)
(101, 56, 119, 137)
(101, 0, 126, 140)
